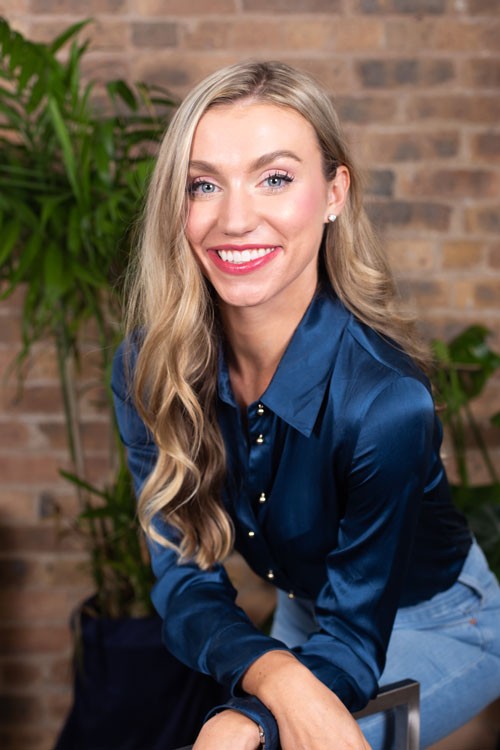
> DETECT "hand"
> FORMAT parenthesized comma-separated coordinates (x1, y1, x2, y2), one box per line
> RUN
(192, 709, 262, 750)
(242, 651, 372, 750)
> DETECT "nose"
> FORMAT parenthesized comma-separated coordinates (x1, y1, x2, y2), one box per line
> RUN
(218, 187, 258, 237)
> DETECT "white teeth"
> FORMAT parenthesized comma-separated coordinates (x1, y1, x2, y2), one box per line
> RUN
(217, 247, 275, 264)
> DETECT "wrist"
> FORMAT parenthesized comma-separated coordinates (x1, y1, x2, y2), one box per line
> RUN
(241, 650, 301, 705)
(202, 709, 262, 750)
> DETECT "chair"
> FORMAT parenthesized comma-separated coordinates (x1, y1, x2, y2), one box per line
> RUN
(173, 678, 420, 750)
(354, 678, 420, 750)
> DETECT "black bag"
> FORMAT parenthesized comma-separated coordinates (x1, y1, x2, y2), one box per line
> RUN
(54, 604, 228, 750)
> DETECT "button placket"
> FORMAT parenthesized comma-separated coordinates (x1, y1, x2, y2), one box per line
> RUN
(244, 401, 283, 586)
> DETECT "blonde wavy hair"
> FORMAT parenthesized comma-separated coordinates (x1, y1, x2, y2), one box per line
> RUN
(125, 60, 429, 569)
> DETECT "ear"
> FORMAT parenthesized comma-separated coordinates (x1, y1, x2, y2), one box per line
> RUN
(324, 166, 350, 223)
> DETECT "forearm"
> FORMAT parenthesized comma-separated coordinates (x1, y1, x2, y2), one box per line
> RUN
(241, 650, 371, 750)
(241, 650, 301, 708)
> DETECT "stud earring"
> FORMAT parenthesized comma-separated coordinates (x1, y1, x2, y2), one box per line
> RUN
(328, 214, 337, 223)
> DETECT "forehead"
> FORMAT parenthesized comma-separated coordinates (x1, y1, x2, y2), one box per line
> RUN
(189, 101, 322, 166)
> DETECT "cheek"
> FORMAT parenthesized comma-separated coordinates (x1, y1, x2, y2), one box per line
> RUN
(280, 187, 327, 235)
(185, 203, 212, 247)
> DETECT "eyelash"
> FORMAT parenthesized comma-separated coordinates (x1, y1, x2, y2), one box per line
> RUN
(186, 171, 295, 197)
(263, 171, 294, 190)
(187, 179, 217, 197)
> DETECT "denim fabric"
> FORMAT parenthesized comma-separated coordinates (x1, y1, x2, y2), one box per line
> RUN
(271, 541, 500, 749)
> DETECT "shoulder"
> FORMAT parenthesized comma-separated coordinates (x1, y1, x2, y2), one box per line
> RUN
(329, 313, 435, 434)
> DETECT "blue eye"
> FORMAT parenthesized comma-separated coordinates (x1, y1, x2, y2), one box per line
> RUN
(264, 172, 294, 190)
(188, 180, 218, 196)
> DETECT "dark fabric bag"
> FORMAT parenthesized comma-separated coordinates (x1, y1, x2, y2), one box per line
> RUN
(54, 605, 228, 750)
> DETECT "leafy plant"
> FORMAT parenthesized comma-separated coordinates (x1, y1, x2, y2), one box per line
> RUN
(0, 18, 175, 616)
(61, 467, 154, 618)
(432, 325, 500, 576)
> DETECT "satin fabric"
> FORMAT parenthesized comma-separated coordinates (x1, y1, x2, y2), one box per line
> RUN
(112, 289, 471, 727)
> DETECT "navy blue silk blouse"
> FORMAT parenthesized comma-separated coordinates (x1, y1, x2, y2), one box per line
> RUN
(112, 290, 471, 728)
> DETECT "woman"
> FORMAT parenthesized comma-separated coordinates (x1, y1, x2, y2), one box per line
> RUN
(112, 61, 500, 750)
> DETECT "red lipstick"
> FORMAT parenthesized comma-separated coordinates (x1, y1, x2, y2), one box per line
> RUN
(208, 245, 280, 275)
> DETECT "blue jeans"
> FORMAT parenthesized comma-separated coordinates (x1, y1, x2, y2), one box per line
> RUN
(271, 541, 500, 749)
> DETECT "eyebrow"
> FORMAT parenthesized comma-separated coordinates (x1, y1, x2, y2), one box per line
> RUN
(188, 150, 303, 175)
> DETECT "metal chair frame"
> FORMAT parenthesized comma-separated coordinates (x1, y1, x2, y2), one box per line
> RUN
(174, 678, 420, 750)
(354, 678, 420, 750)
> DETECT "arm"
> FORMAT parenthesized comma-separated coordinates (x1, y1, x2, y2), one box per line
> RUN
(289, 376, 435, 706)
(111, 341, 284, 746)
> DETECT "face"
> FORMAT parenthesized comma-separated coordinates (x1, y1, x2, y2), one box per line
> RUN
(185, 101, 348, 316)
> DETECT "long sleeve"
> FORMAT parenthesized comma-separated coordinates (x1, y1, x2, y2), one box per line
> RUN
(110, 342, 285, 744)
(289, 376, 436, 709)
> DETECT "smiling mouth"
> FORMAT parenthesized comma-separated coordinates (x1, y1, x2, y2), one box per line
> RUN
(216, 247, 277, 264)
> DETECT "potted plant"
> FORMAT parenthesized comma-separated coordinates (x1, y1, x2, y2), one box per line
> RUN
(0, 19, 226, 749)
(432, 325, 500, 578)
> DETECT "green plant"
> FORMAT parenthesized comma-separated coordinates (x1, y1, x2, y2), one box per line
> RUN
(61, 466, 154, 618)
(432, 325, 500, 576)
(0, 18, 175, 616)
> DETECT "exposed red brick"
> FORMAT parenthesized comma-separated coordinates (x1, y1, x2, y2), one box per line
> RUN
(0, 525, 85, 554)
(47, 655, 73, 687)
(131, 21, 178, 48)
(471, 133, 500, 162)
(356, 59, 455, 88)
(465, 207, 500, 234)
(366, 200, 452, 231)
(0, 726, 58, 750)
(242, 0, 341, 10)
(402, 279, 450, 309)
(359, 0, 445, 13)
(488, 244, 500, 270)
(442, 241, 484, 270)
(387, 240, 436, 273)
(429, 19, 500, 52)
(0, 589, 87, 624)
(405, 169, 499, 200)
(0, 626, 70, 656)
(45, 689, 71, 723)
(136, 0, 235, 13)
(464, 0, 499, 11)
(36, 421, 111, 453)
(462, 59, 500, 88)
(0, 694, 43, 724)
(357, 130, 460, 163)
(335, 96, 398, 123)
(30, 0, 126, 11)
(474, 281, 500, 308)
(0, 660, 43, 689)
(407, 95, 500, 124)
(1, 385, 64, 415)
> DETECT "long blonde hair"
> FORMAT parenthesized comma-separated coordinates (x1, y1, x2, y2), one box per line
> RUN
(125, 61, 428, 569)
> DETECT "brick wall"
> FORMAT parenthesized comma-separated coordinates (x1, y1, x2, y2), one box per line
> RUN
(0, 1, 499, 748)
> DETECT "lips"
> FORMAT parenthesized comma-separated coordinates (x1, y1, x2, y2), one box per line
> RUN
(217, 247, 276, 264)
(207, 245, 280, 274)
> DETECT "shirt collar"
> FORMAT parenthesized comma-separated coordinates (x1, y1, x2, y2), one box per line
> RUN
(217, 289, 351, 438)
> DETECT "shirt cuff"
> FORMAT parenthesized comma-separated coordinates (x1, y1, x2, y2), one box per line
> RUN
(205, 695, 279, 750)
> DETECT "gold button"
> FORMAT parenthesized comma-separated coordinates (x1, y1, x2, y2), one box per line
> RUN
(259, 492, 266, 503)
(267, 570, 275, 580)
(257, 403, 265, 415)
(248, 530, 255, 537)
(256, 434, 264, 444)
(288, 591, 295, 599)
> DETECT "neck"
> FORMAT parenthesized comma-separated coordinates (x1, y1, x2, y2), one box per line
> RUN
(220, 292, 315, 408)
